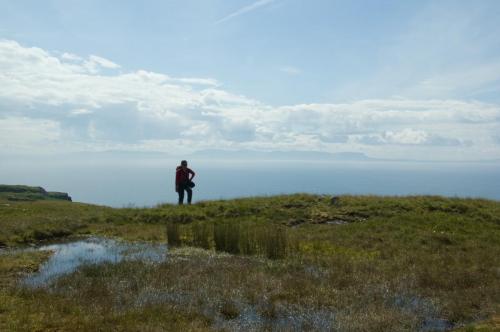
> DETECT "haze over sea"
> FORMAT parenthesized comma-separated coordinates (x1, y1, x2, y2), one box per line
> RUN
(2, 155, 499, 207)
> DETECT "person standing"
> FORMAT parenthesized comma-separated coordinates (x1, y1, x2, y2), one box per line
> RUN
(175, 160, 195, 205)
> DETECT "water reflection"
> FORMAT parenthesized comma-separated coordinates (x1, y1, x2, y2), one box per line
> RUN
(22, 237, 167, 287)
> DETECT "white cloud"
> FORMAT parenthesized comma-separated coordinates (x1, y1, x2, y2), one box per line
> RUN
(0, 39, 499, 161)
(70, 108, 93, 116)
(83, 55, 120, 73)
(174, 77, 219, 86)
(349, 128, 464, 146)
(88, 55, 120, 69)
(0, 117, 61, 152)
(61, 52, 82, 61)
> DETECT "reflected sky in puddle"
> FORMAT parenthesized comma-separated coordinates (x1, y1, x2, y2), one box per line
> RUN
(22, 237, 167, 287)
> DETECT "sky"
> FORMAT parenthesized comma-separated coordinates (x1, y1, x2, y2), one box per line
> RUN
(1, 0, 500, 161)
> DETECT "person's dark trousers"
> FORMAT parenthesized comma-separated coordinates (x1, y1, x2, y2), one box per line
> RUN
(177, 184, 192, 205)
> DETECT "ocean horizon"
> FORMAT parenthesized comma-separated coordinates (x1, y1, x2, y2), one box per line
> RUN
(2, 159, 499, 207)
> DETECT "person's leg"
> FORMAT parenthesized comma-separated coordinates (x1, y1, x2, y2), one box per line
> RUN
(186, 187, 192, 204)
(178, 186, 184, 205)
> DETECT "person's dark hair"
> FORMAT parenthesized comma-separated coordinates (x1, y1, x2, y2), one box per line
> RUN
(181, 160, 188, 166)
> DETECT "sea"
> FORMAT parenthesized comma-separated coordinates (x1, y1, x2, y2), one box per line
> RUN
(1, 157, 499, 207)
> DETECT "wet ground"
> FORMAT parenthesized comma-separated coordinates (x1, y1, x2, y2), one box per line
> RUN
(3, 237, 456, 331)
(20, 237, 167, 287)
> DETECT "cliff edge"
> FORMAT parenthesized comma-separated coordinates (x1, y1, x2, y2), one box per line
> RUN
(0, 185, 72, 202)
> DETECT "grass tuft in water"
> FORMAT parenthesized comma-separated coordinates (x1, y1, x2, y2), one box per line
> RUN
(166, 222, 182, 247)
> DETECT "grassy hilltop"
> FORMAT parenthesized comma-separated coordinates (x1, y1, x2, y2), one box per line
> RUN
(0, 186, 499, 331)
(0, 184, 72, 202)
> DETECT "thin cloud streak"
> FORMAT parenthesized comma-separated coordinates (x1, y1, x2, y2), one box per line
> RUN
(215, 0, 275, 25)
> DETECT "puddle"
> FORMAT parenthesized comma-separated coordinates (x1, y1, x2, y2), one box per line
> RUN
(22, 237, 167, 287)
(325, 220, 349, 225)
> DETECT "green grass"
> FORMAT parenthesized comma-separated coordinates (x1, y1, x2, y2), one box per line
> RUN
(0, 199, 112, 246)
(0, 193, 499, 330)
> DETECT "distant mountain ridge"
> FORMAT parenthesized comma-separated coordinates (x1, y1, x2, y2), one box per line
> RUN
(0, 185, 72, 202)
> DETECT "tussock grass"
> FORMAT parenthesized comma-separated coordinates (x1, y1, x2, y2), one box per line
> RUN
(166, 222, 182, 247)
(166, 220, 291, 259)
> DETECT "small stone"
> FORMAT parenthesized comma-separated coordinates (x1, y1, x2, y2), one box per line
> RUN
(330, 196, 340, 206)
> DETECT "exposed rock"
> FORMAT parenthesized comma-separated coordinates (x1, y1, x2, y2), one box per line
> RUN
(46, 191, 72, 201)
(326, 220, 348, 225)
(330, 196, 340, 206)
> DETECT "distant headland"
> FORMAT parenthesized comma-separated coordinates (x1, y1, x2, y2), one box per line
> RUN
(0, 184, 72, 202)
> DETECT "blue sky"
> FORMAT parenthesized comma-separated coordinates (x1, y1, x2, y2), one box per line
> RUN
(1, 0, 500, 161)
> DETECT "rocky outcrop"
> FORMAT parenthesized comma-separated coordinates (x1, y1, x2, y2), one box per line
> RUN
(46, 191, 72, 201)
(0, 185, 72, 202)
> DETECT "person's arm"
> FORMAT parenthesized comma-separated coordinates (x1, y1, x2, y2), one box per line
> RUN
(175, 170, 180, 192)
(189, 169, 195, 181)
